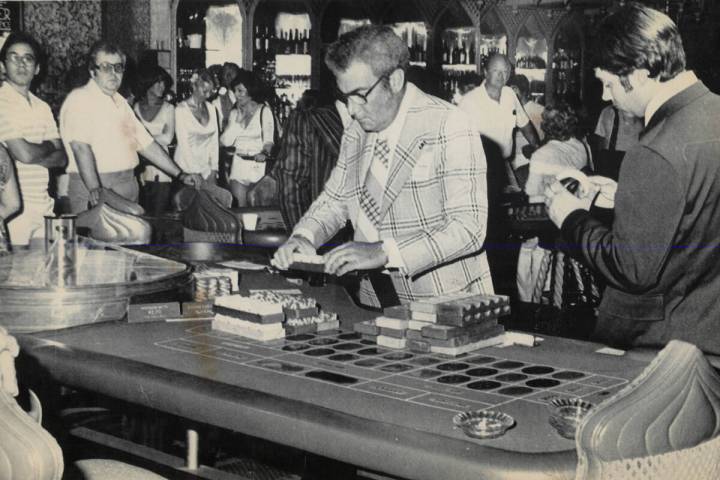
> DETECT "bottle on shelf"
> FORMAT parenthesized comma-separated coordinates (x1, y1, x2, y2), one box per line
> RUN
(265, 26, 272, 55)
(294, 29, 302, 55)
(459, 42, 467, 65)
(302, 29, 309, 55)
(255, 25, 263, 55)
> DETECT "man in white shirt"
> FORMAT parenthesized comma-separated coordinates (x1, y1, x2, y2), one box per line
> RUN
(60, 41, 201, 214)
(459, 55, 540, 162)
(0, 32, 66, 246)
(273, 25, 493, 308)
(459, 54, 541, 292)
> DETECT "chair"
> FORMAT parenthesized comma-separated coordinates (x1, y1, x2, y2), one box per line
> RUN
(173, 184, 233, 211)
(76, 192, 152, 245)
(575, 340, 720, 480)
(182, 189, 240, 243)
(0, 327, 166, 480)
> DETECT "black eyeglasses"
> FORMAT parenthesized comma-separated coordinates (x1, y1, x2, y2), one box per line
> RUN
(95, 62, 125, 74)
(336, 74, 389, 106)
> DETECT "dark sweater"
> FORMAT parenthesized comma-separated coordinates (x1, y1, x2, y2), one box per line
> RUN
(561, 81, 720, 355)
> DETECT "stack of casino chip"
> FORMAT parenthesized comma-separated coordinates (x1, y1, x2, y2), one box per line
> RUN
(285, 311, 339, 335)
(194, 276, 216, 302)
(216, 276, 232, 297)
(376, 305, 412, 349)
(194, 275, 233, 302)
(406, 293, 509, 356)
(355, 293, 510, 354)
(212, 294, 286, 341)
(249, 291, 339, 335)
(211, 290, 342, 340)
(353, 318, 380, 343)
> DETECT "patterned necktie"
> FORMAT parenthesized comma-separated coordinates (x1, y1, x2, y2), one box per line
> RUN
(374, 137, 390, 168)
(357, 138, 396, 308)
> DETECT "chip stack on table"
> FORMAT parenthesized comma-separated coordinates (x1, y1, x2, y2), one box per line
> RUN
(375, 304, 412, 349)
(352, 318, 380, 342)
(408, 293, 509, 356)
(193, 267, 239, 302)
(212, 295, 286, 341)
(246, 290, 339, 336)
(194, 267, 240, 291)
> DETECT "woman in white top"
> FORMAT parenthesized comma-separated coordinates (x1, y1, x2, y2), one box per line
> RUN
(174, 69, 220, 187)
(518, 103, 592, 303)
(220, 70, 275, 207)
(524, 104, 591, 197)
(134, 66, 175, 215)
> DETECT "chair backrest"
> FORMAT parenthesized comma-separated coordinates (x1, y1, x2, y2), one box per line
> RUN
(0, 327, 63, 480)
(182, 189, 240, 243)
(173, 185, 233, 212)
(575, 340, 720, 480)
(76, 203, 152, 245)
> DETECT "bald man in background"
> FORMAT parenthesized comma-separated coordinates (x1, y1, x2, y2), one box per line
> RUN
(459, 54, 540, 292)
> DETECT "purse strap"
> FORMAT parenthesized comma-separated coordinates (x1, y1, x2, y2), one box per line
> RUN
(582, 137, 595, 173)
(608, 107, 620, 152)
(260, 104, 267, 145)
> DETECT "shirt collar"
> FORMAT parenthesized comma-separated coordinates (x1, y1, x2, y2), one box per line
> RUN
(480, 80, 505, 103)
(645, 70, 698, 124)
(377, 82, 417, 148)
(0, 82, 37, 105)
(87, 77, 124, 105)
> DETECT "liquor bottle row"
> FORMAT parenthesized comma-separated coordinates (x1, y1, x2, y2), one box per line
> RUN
(254, 26, 310, 59)
(442, 41, 476, 66)
(409, 42, 426, 63)
(393, 23, 427, 64)
(439, 70, 481, 103)
(478, 47, 505, 69)
(275, 93, 295, 127)
(516, 55, 547, 69)
(552, 47, 580, 98)
(177, 68, 197, 101)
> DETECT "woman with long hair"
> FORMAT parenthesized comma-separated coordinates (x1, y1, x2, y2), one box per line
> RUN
(220, 70, 275, 207)
(174, 69, 220, 188)
(134, 65, 175, 215)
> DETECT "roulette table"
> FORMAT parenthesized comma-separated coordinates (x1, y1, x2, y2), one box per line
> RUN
(17, 270, 650, 480)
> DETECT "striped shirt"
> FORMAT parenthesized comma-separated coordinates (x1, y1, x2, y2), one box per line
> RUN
(272, 104, 344, 228)
(0, 83, 58, 205)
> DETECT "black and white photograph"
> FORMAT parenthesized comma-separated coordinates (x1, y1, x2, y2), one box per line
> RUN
(0, 1, 719, 479)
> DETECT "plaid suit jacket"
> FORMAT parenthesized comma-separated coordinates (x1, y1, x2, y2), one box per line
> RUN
(296, 83, 494, 301)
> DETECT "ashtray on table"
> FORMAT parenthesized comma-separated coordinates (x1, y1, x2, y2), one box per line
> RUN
(547, 397, 595, 439)
(453, 410, 515, 439)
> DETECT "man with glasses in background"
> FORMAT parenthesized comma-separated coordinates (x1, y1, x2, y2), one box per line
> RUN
(0, 32, 66, 246)
(60, 41, 201, 214)
(273, 25, 493, 308)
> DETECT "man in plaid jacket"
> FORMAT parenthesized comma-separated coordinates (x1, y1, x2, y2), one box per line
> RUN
(273, 25, 493, 307)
